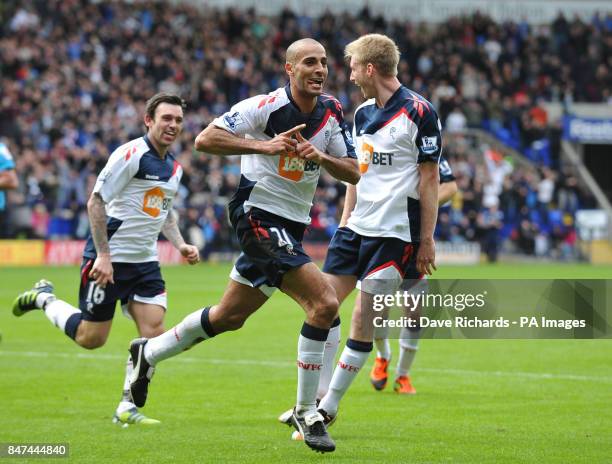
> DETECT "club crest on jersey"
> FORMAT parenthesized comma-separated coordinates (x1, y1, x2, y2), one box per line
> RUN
(420, 136, 439, 154)
(223, 112, 244, 130)
(143, 186, 169, 217)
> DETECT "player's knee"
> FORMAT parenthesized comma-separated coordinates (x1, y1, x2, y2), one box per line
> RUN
(139, 321, 165, 338)
(77, 334, 107, 350)
(312, 295, 339, 325)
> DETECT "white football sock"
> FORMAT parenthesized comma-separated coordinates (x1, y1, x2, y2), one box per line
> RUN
(397, 327, 420, 377)
(36, 292, 56, 309)
(373, 324, 391, 359)
(318, 342, 371, 417)
(119, 355, 134, 405)
(116, 401, 136, 414)
(317, 324, 341, 399)
(144, 308, 211, 366)
(374, 338, 391, 360)
(296, 334, 326, 416)
(43, 299, 80, 332)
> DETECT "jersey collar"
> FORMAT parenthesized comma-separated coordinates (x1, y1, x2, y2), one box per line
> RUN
(380, 85, 406, 109)
(143, 134, 174, 160)
(284, 84, 326, 120)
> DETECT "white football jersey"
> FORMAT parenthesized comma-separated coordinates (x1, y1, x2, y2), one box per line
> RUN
(84, 135, 183, 262)
(347, 86, 442, 242)
(212, 84, 356, 224)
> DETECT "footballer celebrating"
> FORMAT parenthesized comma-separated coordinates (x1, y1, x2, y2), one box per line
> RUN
(370, 157, 457, 394)
(278, 33, 443, 432)
(12, 93, 200, 426)
(127, 39, 359, 453)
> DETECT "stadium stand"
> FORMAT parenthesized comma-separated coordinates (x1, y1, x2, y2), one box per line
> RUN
(0, 1, 608, 259)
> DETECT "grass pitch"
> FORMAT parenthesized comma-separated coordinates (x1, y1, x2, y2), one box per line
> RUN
(0, 263, 611, 463)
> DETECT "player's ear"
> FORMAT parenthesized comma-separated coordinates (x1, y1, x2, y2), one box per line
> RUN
(285, 62, 293, 77)
(144, 113, 153, 129)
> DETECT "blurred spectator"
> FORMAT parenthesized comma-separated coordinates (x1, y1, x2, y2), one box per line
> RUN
(0, 1, 606, 260)
(478, 205, 504, 262)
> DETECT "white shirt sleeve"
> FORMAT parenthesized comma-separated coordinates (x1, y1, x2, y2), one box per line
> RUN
(212, 95, 270, 136)
(93, 147, 141, 203)
(326, 115, 356, 159)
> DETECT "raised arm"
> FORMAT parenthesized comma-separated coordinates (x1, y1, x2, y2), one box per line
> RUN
(295, 132, 360, 185)
(194, 124, 305, 157)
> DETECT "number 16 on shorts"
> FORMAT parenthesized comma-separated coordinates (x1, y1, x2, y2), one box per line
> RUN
(86, 282, 106, 312)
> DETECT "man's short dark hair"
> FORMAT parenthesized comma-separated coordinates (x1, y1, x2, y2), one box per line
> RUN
(145, 93, 186, 119)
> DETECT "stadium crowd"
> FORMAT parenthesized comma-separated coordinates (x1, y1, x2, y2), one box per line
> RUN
(0, 0, 607, 258)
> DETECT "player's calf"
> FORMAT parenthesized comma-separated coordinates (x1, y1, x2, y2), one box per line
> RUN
(73, 321, 111, 350)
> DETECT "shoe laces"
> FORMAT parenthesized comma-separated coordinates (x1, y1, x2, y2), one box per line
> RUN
(308, 419, 326, 437)
(304, 411, 326, 436)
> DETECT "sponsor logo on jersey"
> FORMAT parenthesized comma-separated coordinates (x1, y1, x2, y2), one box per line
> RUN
(420, 136, 439, 155)
(143, 186, 170, 217)
(359, 143, 373, 173)
(359, 143, 394, 172)
(223, 111, 244, 130)
(278, 152, 319, 181)
(145, 174, 160, 180)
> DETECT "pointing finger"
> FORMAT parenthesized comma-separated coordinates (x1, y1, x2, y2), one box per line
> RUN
(295, 131, 306, 143)
(281, 124, 306, 137)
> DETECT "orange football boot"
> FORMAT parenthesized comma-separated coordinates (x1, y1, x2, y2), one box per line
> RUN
(393, 375, 416, 394)
(369, 357, 390, 391)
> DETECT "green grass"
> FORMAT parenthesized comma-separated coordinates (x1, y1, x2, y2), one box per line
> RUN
(0, 264, 611, 463)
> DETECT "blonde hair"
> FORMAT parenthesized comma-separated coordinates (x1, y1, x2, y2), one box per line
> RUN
(344, 34, 400, 77)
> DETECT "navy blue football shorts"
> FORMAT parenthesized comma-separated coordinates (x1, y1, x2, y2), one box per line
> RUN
(229, 205, 311, 296)
(78, 259, 167, 322)
(323, 226, 422, 294)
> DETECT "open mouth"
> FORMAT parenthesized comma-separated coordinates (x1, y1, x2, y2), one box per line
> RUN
(308, 78, 324, 89)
